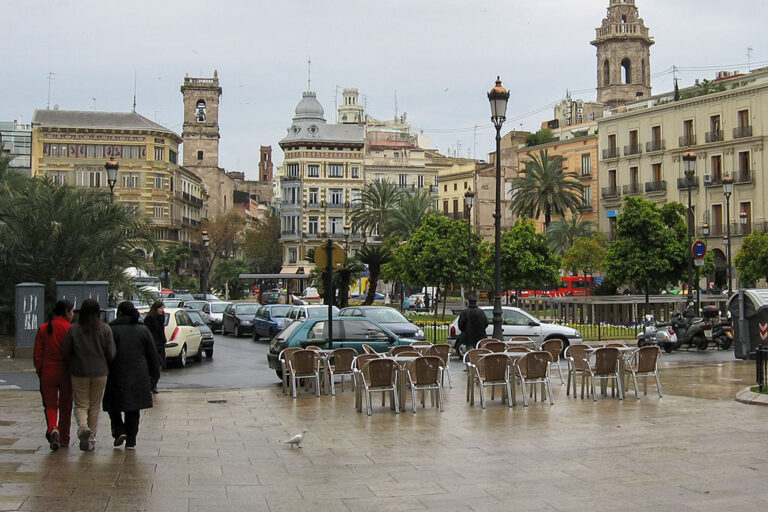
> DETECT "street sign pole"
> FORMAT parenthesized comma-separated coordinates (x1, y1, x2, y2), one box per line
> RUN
(326, 237, 333, 349)
(692, 240, 707, 313)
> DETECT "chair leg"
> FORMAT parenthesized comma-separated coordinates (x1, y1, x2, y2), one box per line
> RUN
(438, 385, 444, 412)
(393, 386, 399, 414)
(479, 384, 486, 409)
(330, 371, 336, 396)
(411, 385, 417, 414)
(566, 368, 572, 396)
(632, 372, 640, 399)
(506, 380, 513, 408)
(591, 377, 597, 402)
(520, 380, 529, 407)
(546, 379, 554, 405)
(655, 373, 663, 398)
(556, 362, 565, 384)
(365, 389, 372, 416)
(616, 373, 624, 400)
(315, 374, 320, 397)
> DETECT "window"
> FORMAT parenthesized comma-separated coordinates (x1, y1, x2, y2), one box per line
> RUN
(169, 150, 177, 164)
(603, 60, 610, 85)
(582, 186, 592, 208)
(453, 183, 457, 191)
(154, 174, 163, 189)
(581, 154, 591, 175)
(351, 167, 359, 178)
(652, 163, 662, 182)
(417, 175, 424, 188)
(121, 173, 139, 188)
(48, 171, 67, 186)
(287, 164, 299, 177)
(630, 167, 639, 188)
(453, 199, 459, 213)
(197, 150, 204, 161)
(682, 119, 695, 146)
(351, 189, 361, 205)
(711, 155, 722, 182)
(621, 58, 631, 84)
(153, 204, 164, 218)
(329, 216, 343, 234)
(464, 181, 468, 190)
(443, 200, 448, 213)
(738, 109, 749, 128)
(628, 130, 639, 153)
(85, 145, 105, 158)
(196, 100, 206, 122)
(443, 185, 447, 192)
(608, 134, 617, 150)
(308, 188, 319, 205)
(308, 217, 318, 234)
(288, 247, 297, 264)
(76, 170, 103, 188)
(308, 165, 319, 177)
(328, 164, 343, 178)
(399, 174, 407, 187)
(154, 147, 164, 161)
(329, 188, 343, 205)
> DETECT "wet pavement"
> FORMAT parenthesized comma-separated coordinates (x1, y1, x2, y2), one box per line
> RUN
(0, 359, 766, 511)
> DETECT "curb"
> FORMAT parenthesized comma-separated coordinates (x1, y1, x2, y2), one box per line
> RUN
(735, 386, 768, 406)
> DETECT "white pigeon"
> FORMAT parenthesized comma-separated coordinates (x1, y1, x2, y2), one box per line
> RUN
(284, 428, 308, 449)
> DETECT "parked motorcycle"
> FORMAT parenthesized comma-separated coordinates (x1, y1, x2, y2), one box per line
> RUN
(702, 305, 733, 350)
(636, 314, 678, 348)
(668, 303, 713, 352)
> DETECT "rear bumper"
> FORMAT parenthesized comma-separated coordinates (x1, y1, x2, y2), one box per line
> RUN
(266, 352, 280, 370)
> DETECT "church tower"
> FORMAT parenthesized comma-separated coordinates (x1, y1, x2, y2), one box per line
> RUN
(591, 0, 653, 107)
(181, 71, 222, 168)
(338, 88, 364, 124)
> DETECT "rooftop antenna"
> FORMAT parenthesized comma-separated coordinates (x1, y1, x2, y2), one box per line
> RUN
(132, 71, 137, 112)
(747, 46, 754, 72)
(394, 90, 398, 122)
(307, 57, 312, 91)
(46, 72, 56, 109)
(91, 98, 96, 110)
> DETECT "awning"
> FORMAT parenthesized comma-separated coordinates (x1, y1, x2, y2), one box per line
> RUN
(280, 266, 299, 274)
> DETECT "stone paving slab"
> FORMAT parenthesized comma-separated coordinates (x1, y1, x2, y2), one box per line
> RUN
(0, 361, 766, 511)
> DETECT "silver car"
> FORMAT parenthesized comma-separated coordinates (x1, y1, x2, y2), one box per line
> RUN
(202, 301, 232, 333)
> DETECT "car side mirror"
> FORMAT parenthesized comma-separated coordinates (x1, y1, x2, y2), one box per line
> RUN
(528, 321, 540, 327)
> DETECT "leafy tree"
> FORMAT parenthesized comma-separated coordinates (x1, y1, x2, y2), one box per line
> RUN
(734, 231, 768, 287)
(156, 244, 190, 278)
(242, 213, 281, 273)
(386, 189, 434, 240)
(349, 179, 402, 237)
(603, 196, 687, 306)
(562, 233, 606, 278)
(357, 244, 393, 305)
(546, 214, 596, 255)
(510, 149, 583, 228)
(210, 259, 251, 300)
(203, 211, 246, 277)
(525, 128, 555, 147)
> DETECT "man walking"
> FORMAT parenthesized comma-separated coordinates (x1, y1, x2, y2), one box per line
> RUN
(457, 294, 488, 354)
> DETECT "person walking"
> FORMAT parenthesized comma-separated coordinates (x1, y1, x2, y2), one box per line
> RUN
(143, 300, 166, 393)
(104, 302, 160, 450)
(63, 298, 116, 452)
(457, 294, 489, 354)
(33, 300, 75, 451)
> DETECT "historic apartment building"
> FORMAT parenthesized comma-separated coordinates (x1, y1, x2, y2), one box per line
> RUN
(277, 90, 365, 271)
(0, 119, 32, 176)
(30, 109, 205, 249)
(597, 68, 768, 288)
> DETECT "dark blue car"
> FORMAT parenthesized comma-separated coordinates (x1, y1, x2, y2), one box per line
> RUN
(252, 304, 293, 341)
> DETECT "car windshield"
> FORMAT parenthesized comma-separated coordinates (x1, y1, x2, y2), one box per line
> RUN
(164, 299, 183, 308)
(185, 301, 206, 310)
(186, 311, 205, 326)
(308, 306, 339, 318)
(275, 320, 303, 341)
(363, 308, 408, 323)
(235, 304, 260, 314)
(210, 303, 230, 313)
(270, 305, 292, 317)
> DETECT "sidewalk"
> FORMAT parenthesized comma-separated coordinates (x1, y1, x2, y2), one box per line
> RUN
(0, 361, 766, 512)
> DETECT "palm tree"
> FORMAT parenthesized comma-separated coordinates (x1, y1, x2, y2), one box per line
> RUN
(357, 245, 393, 305)
(546, 214, 596, 255)
(349, 179, 402, 238)
(386, 190, 434, 240)
(509, 149, 584, 229)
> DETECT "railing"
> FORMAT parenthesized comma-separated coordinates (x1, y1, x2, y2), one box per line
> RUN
(601, 186, 619, 199)
(595, 23, 649, 39)
(644, 180, 666, 193)
(676, 177, 699, 190)
(623, 144, 642, 156)
(326, 202, 345, 209)
(735, 169, 753, 184)
(703, 175, 723, 187)
(305, 202, 320, 209)
(733, 125, 753, 139)
(282, 175, 301, 182)
(645, 140, 665, 152)
(622, 183, 642, 195)
(679, 135, 696, 147)
(705, 131, 724, 143)
(602, 147, 619, 159)
(280, 230, 301, 239)
(444, 211, 466, 220)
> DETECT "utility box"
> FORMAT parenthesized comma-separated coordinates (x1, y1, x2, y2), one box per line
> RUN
(727, 289, 768, 359)
(14, 283, 45, 358)
(56, 281, 110, 310)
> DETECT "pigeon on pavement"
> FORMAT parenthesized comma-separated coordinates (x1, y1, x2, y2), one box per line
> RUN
(284, 428, 308, 449)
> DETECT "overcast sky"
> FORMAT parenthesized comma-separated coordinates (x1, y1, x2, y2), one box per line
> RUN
(4, 1, 766, 179)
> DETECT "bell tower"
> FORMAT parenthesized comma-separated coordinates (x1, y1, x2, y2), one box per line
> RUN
(181, 71, 222, 168)
(591, 0, 653, 107)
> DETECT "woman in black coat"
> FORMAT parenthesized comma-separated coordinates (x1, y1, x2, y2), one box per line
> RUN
(104, 302, 160, 449)
(143, 300, 166, 393)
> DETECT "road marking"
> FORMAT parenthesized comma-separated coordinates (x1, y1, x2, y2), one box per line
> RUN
(0, 379, 21, 390)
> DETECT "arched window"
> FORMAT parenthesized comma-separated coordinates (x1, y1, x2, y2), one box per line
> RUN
(621, 58, 632, 84)
(195, 100, 206, 122)
(603, 60, 610, 85)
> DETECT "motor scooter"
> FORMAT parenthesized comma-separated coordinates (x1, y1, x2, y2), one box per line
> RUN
(636, 314, 678, 348)
(669, 303, 713, 352)
(702, 305, 733, 350)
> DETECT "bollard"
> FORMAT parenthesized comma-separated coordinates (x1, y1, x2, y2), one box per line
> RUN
(757, 345, 768, 393)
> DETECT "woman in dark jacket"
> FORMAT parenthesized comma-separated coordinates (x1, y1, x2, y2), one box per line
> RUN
(142, 300, 166, 393)
(104, 302, 160, 450)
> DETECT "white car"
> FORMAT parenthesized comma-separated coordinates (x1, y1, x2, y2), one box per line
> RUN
(201, 301, 232, 333)
(163, 308, 203, 367)
(284, 304, 340, 326)
(448, 306, 583, 357)
(300, 287, 320, 300)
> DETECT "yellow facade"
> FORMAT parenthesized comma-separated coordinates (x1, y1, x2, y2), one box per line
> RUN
(436, 159, 477, 224)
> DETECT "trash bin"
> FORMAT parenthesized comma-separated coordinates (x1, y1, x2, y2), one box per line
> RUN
(727, 289, 768, 359)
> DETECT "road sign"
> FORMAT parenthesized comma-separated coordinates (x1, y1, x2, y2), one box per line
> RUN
(691, 240, 707, 259)
(314, 241, 346, 270)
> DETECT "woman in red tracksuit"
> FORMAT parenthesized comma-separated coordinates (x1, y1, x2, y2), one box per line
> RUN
(33, 300, 75, 451)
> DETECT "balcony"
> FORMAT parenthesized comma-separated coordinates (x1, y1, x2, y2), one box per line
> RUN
(676, 177, 699, 190)
(601, 186, 620, 199)
(733, 125, 753, 139)
(305, 201, 321, 209)
(280, 230, 301, 239)
(703, 175, 723, 188)
(622, 183, 642, 196)
(602, 148, 619, 160)
(623, 144, 642, 156)
(578, 204, 594, 212)
(735, 169, 753, 184)
(645, 140, 666, 152)
(444, 211, 467, 220)
(679, 135, 696, 147)
(644, 181, 667, 194)
(282, 175, 301, 182)
(705, 131, 724, 143)
(326, 202, 345, 209)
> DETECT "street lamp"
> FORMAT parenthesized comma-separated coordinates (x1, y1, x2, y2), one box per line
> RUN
(682, 151, 696, 301)
(105, 160, 119, 201)
(343, 223, 351, 253)
(464, 188, 475, 295)
(723, 174, 734, 296)
(488, 77, 509, 340)
(201, 230, 210, 293)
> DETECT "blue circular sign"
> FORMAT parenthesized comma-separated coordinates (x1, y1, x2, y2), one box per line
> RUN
(692, 240, 707, 259)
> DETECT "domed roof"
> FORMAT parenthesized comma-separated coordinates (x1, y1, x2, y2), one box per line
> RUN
(294, 91, 325, 121)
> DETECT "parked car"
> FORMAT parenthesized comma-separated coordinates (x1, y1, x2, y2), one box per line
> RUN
(184, 300, 209, 312)
(186, 310, 214, 359)
(163, 307, 203, 367)
(170, 290, 195, 301)
(266, 317, 416, 379)
(221, 302, 261, 337)
(284, 304, 340, 326)
(202, 301, 232, 333)
(448, 306, 583, 357)
(252, 304, 294, 341)
(192, 293, 222, 301)
(261, 289, 282, 305)
(300, 287, 320, 300)
(339, 306, 425, 340)
(163, 298, 184, 308)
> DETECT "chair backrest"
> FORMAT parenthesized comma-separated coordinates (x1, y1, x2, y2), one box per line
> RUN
(279, 347, 302, 364)
(635, 345, 661, 373)
(593, 347, 621, 375)
(517, 351, 551, 379)
(362, 344, 378, 355)
(426, 344, 450, 364)
(305, 345, 322, 351)
(394, 351, 420, 357)
(408, 356, 442, 386)
(604, 343, 627, 348)
(564, 343, 589, 370)
(363, 358, 396, 387)
(477, 354, 509, 382)
(540, 339, 564, 362)
(330, 348, 356, 372)
(508, 336, 534, 342)
(353, 354, 380, 372)
(464, 348, 491, 367)
(289, 350, 318, 375)
(391, 345, 417, 355)
(505, 346, 532, 353)
(484, 342, 507, 353)
(410, 342, 432, 348)
(477, 338, 501, 348)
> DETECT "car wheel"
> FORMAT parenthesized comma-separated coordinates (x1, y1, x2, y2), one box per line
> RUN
(234, 325, 240, 338)
(275, 369, 283, 380)
(696, 336, 708, 350)
(177, 345, 187, 368)
(204, 348, 214, 359)
(192, 347, 202, 363)
(557, 338, 569, 358)
(252, 330, 259, 341)
(221, 323, 228, 336)
(663, 344, 674, 354)
(637, 337, 647, 348)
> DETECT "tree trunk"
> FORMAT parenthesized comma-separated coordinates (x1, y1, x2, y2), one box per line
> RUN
(362, 264, 380, 306)
(440, 283, 447, 321)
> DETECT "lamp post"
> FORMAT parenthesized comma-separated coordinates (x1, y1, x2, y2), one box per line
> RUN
(201, 230, 210, 294)
(343, 223, 351, 253)
(488, 77, 509, 340)
(105, 160, 119, 201)
(682, 152, 696, 302)
(464, 188, 475, 295)
(723, 174, 733, 297)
